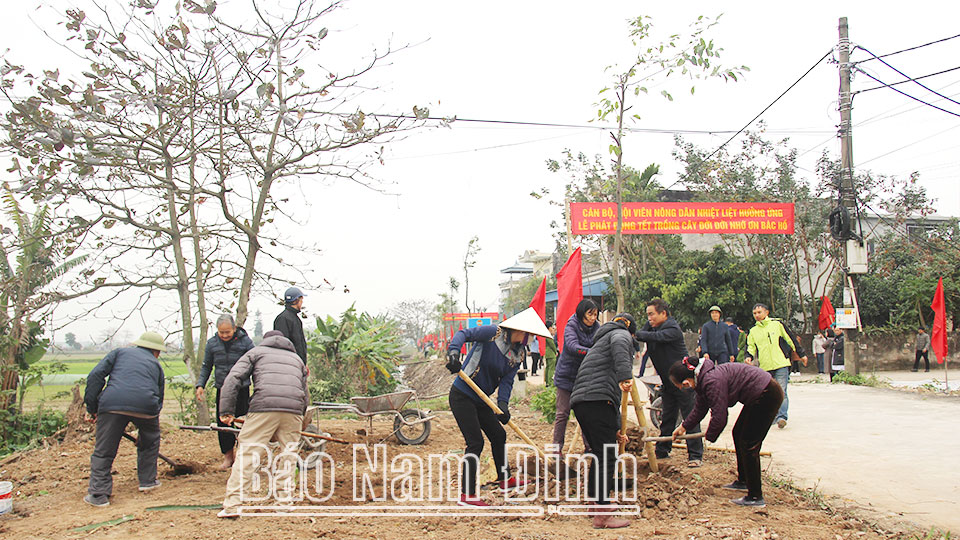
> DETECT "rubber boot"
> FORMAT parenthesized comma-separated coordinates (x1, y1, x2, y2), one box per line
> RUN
(592, 505, 630, 529)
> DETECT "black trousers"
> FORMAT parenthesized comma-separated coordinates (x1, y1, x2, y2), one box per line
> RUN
(571, 400, 620, 505)
(657, 382, 703, 459)
(449, 387, 507, 495)
(88, 412, 161, 497)
(913, 350, 930, 371)
(733, 379, 784, 499)
(530, 352, 542, 375)
(215, 385, 250, 454)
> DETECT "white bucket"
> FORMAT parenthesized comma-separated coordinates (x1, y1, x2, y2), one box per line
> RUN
(0, 481, 12, 515)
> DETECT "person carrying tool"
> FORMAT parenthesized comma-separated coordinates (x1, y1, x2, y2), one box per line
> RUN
(669, 356, 783, 508)
(273, 286, 307, 364)
(569, 313, 637, 529)
(635, 298, 704, 467)
(195, 314, 255, 469)
(444, 308, 552, 507)
(217, 330, 309, 518)
(83, 331, 167, 507)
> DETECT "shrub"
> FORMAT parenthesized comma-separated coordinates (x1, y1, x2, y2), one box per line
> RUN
(530, 386, 557, 423)
(0, 409, 66, 456)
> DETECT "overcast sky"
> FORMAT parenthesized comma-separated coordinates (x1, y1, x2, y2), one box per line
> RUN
(2, 1, 959, 343)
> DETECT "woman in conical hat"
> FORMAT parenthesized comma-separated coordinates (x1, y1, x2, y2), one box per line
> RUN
(444, 308, 551, 507)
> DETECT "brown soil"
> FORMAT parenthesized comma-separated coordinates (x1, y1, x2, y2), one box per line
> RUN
(0, 401, 916, 539)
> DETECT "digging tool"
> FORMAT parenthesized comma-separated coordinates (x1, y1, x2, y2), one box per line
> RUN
(232, 417, 350, 444)
(181, 422, 351, 445)
(120, 432, 195, 474)
(671, 443, 772, 457)
(643, 433, 706, 443)
(627, 377, 658, 474)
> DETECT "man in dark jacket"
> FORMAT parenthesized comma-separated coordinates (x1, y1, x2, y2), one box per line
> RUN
(698, 306, 736, 364)
(635, 298, 703, 465)
(218, 330, 309, 518)
(83, 331, 167, 507)
(274, 286, 307, 364)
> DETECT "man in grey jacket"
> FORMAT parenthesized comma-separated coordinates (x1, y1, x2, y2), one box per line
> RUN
(218, 330, 309, 518)
(83, 331, 167, 507)
(913, 327, 931, 372)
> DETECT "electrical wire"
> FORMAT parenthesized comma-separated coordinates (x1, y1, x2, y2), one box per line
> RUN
(851, 33, 960, 65)
(853, 65, 960, 95)
(854, 46, 960, 107)
(853, 68, 960, 119)
(662, 48, 835, 191)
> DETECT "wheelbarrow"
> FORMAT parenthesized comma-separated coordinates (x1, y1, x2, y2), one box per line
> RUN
(638, 374, 680, 431)
(312, 389, 435, 445)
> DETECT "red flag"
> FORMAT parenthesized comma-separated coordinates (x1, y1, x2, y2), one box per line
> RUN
(818, 296, 835, 330)
(529, 277, 547, 354)
(555, 247, 583, 352)
(930, 277, 948, 364)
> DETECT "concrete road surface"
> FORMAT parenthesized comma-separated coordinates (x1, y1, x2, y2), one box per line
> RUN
(524, 367, 960, 534)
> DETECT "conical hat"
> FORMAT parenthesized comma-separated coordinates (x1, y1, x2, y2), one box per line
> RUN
(500, 307, 552, 338)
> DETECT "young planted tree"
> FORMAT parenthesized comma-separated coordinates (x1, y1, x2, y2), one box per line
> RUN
(595, 14, 747, 312)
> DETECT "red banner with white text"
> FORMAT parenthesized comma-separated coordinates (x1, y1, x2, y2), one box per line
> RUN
(571, 202, 794, 235)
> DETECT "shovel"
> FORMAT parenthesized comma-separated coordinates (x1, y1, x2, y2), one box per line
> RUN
(121, 432, 197, 475)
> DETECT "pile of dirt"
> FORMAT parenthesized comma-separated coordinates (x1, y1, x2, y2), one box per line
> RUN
(0, 402, 930, 539)
(399, 359, 455, 398)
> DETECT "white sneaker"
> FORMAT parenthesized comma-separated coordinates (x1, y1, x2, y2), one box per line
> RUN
(138, 481, 161, 492)
(217, 508, 240, 519)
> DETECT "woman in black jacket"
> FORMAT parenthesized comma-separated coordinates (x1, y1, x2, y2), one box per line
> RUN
(195, 314, 255, 469)
(570, 313, 636, 529)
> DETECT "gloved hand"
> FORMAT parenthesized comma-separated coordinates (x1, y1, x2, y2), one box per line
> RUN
(445, 351, 462, 374)
(496, 401, 510, 425)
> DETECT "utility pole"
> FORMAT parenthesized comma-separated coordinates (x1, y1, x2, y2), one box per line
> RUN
(838, 16, 861, 374)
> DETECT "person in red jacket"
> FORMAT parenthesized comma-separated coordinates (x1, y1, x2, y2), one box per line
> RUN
(669, 356, 783, 508)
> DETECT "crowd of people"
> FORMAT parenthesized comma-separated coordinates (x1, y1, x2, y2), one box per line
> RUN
(80, 285, 876, 529)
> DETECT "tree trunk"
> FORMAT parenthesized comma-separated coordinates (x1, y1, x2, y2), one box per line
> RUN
(611, 78, 628, 313)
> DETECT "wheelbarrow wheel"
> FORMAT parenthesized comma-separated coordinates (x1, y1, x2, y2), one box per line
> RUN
(301, 424, 326, 451)
(649, 396, 680, 431)
(394, 409, 431, 445)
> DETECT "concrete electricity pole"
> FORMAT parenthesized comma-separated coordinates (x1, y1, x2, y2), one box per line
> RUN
(838, 17, 861, 374)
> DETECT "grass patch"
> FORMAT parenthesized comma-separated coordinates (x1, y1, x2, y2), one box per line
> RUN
(830, 370, 889, 388)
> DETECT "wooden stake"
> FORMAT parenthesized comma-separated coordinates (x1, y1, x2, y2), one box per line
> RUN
(643, 433, 705, 443)
(619, 390, 629, 454)
(566, 421, 581, 455)
(628, 378, 659, 474)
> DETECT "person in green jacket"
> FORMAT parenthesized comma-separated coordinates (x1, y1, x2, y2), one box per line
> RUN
(543, 320, 559, 387)
(744, 303, 795, 429)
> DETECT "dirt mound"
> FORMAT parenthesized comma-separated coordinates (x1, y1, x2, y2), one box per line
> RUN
(0, 404, 926, 539)
(399, 359, 455, 397)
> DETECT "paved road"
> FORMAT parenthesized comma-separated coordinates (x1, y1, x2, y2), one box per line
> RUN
(523, 367, 960, 534)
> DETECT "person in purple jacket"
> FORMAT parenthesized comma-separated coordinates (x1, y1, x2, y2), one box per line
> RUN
(669, 356, 784, 508)
(551, 299, 599, 453)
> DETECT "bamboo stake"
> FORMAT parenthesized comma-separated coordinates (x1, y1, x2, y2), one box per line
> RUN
(566, 421, 581, 455)
(628, 377, 658, 474)
(618, 390, 629, 454)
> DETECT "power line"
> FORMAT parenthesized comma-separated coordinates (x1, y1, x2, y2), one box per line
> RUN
(853, 65, 960, 95)
(851, 33, 960, 64)
(365, 113, 830, 136)
(662, 48, 835, 191)
(858, 123, 960, 167)
(853, 68, 960, 119)
(854, 45, 960, 107)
